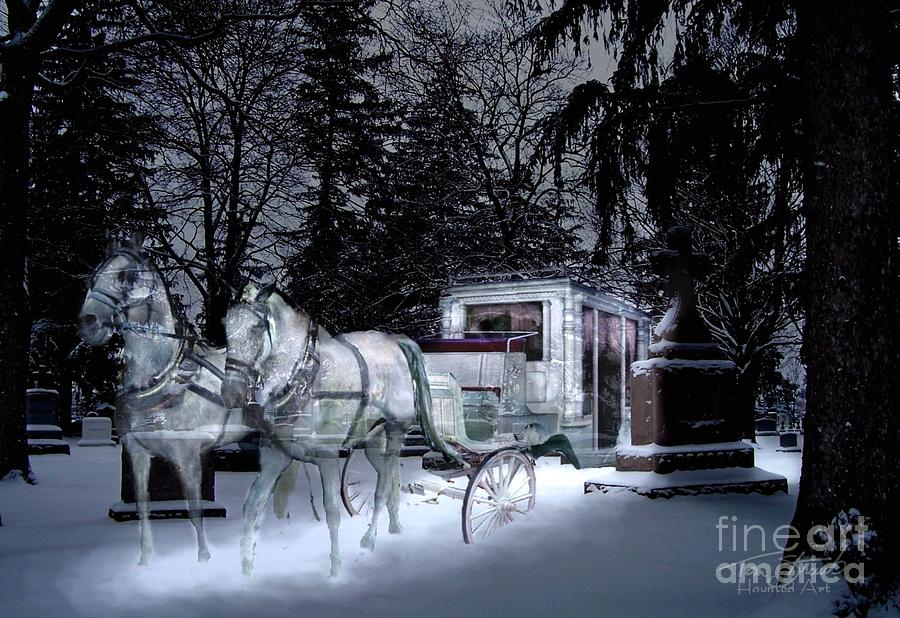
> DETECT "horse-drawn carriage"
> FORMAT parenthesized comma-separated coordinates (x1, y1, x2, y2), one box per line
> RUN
(341, 332, 580, 543)
(78, 239, 648, 574)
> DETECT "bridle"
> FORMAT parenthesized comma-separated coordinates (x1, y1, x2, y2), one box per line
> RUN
(88, 247, 223, 403)
(224, 300, 274, 395)
(86, 247, 163, 332)
(225, 295, 319, 412)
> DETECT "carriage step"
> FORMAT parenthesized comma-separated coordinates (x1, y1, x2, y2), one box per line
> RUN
(400, 445, 431, 458)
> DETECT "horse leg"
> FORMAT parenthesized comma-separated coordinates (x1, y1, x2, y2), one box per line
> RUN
(273, 461, 299, 519)
(385, 428, 405, 535)
(318, 457, 343, 576)
(360, 430, 390, 551)
(124, 437, 153, 566)
(176, 450, 211, 562)
(241, 446, 291, 576)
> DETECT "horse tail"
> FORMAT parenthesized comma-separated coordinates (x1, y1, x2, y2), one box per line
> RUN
(273, 461, 299, 519)
(397, 339, 468, 469)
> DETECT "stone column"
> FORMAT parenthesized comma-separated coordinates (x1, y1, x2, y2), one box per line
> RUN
(439, 298, 453, 338)
(541, 300, 551, 361)
(637, 318, 651, 360)
(449, 301, 467, 338)
(573, 294, 584, 417)
(561, 293, 576, 423)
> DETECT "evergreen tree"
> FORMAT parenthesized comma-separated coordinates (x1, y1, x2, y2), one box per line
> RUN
(284, 0, 396, 331)
(359, 77, 489, 334)
(531, 0, 899, 605)
(28, 1, 161, 421)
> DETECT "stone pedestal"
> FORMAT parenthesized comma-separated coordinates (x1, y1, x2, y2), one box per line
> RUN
(586, 226, 786, 497)
(109, 448, 225, 521)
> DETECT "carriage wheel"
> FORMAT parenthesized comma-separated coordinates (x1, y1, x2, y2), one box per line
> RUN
(462, 449, 536, 544)
(340, 447, 375, 518)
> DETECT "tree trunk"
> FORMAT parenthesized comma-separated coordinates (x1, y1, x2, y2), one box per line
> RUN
(788, 0, 898, 596)
(0, 53, 37, 479)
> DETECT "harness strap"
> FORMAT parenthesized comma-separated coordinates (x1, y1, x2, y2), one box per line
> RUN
(185, 348, 226, 381)
(270, 319, 319, 412)
(333, 335, 375, 447)
(187, 382, 226, 407)
(88, 288, 124, 311)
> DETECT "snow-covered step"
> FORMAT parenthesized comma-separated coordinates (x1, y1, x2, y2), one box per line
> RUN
(26, 424, 63, 440)
(27, 437, 70, 455)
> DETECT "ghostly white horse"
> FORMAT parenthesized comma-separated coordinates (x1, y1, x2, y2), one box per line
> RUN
(222, 284, 463, 576)
(78, 237, 251, 564)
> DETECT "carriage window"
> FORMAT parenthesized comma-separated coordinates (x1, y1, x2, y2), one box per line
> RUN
(466, 303, 543, 361)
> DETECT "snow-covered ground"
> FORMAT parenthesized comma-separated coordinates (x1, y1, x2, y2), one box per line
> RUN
(0, 439, 859, 617)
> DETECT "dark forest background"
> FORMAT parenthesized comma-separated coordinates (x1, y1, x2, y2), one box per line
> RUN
(2, 1, 898, 611)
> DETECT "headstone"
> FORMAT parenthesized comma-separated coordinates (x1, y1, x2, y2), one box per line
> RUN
(586, 227, 787, 497)
(26, 388, 59, 425)
(26, 388, 69, 455)
(109, 448, 224, 521)
(755, 417, 778, 435)
(77, 417, 115, 447)
(778, 432, 797, 448)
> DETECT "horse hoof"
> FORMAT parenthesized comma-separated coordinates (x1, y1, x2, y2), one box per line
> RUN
(137, 558, 150, 567)
(198, 549, 211, 563)
(329, 561, 342, 577)
(360, 533, 376, 551)
(242, 561, 254, 577)
(389, 521, 403, 535)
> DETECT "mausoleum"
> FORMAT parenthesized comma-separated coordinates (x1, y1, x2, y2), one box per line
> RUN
(433, 270, 650, 456)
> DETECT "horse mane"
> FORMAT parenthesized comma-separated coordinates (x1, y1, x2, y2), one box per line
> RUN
(242, 282, 315, 324)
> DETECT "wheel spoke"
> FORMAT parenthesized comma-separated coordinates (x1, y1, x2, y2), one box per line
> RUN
(478, 479, 499, 501)
(472, 511, 494, 536)
(470, 507, 497, 522)
(503, 460, 521, 494)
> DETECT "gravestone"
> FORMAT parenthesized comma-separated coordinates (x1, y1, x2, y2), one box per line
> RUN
(778, 432, 801, 452)
(77, 417, 115, 447)
(586, 227, 787, 497)
(26, 388, 69, 455)
(755, 417, 778, 435)
(109, 447, 224, 522)
(779, 432, 798, 448)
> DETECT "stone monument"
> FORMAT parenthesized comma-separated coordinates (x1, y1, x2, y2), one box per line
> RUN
(586, 227, 787, 497)
(26, 386, 70, 455)
(77, 416, 116, 447)
(109, 450, 223, 522)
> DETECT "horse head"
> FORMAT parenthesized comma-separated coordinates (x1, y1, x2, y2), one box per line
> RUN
(222, 283, 275, 409)
(78, 235, 156, 346)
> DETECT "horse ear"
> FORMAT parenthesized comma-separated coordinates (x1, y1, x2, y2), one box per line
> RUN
(257, 283, 276, 302)
(105, 231, 116, 255)
(131, 231, 145, 247)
